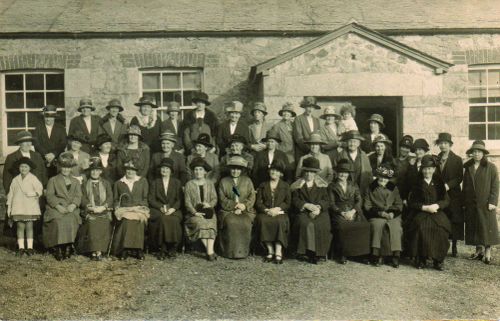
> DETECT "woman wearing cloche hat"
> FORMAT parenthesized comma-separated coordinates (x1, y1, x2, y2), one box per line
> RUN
(295, 132, 334, 185)
(116, 125, 150, 179)
(268, 102, 296, 166)
(293, 96, 321, 160)
(130, 96, 162, 153)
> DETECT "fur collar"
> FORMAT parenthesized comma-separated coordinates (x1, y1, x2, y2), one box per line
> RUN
(464, 157, 488, 168)
(369, 179, 396, 192)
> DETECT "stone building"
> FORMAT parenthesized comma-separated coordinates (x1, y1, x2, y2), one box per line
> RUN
(0, 0, 499, 166)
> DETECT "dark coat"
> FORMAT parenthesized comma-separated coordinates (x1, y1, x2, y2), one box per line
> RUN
(161, 118, 184, 151)
(116, 143, 151, 179)
(216, 119, 251, 156)
(363, 181, 403, 219)
(463, 158, 499, 246)
(90, 152, 119, 184)
(68, 115, 103, 153)
(333, 149, 373, 194)
(33, 122, 67, 160)
(292, 113, 320, 158)
(130, 116, 162, 153)
(100, 114, 128, 148)
(360, 132, 390, 154)
(328, 180, 364, 221)
(181, 108, 219, 142)
(3, 150, 48, 191)
(113, 177, 149, 208)
(401, 163, 419, 201)
(251, 149, 290, 187)
(255, 179, 292, 214)
(436, 151, 464, 221)
(148, 177, 182, 213)
(149, 151, 188, 185)
(394, 157, 411, 195)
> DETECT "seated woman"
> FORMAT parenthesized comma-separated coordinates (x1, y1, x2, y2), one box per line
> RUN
(148, 158, 183, 260)
(77, 157, 113, 261)
(292, 157, 332, 264)
(184, 157, 218, 261)
(218, 156, 256, 259)
(408, 155, 451, 270)
(112, 160, 150, 260)
(43, 152, 82, 261)
(329, 159, 370, 264)
(255, 161, 291, 264)
(364, 164, 403, 268)
(66, 131, 90, 184)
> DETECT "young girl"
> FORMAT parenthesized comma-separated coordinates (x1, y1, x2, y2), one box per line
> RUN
(337, 102, 358, 136)
(7, 157, 43, 256)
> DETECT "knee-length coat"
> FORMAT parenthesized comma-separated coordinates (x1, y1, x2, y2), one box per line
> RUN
(116, 143, 150, 178)
(149, 151, 187, 185)
(252, 148, 290, 187)
(463, 158, 499, 246)
(130, 115, 162, 153)
(268, 120, 295, 166)
(218, 176, 256, 227)
(334, 149, 373, 194)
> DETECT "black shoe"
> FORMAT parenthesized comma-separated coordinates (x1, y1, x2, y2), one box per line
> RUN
(54, 247, 63, 261)
(415, 258, 425, 269)
(484, 257, 491, 265)
(392, 257, 400, 268)
(119, 250, 129, 260)
(16, 249, 25, 257)
(309, 256, 318, 264)
(274, 255, 283, 265)
(373, 256, 383, 267)
(469, 252, 484, 260)
(433, 260, 444, 271)
(157, 252, 166, 261)
(166, 249, 177, 259)
(263, 255, 274, 263)
(207, 253, 217, 261)
(136, 250, 145, 260)
(338, 256, 347, 265)
(26, 249, 35, 256)
(63, 245, 72, 259)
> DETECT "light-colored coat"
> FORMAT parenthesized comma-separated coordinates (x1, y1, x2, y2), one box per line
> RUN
(7, 173, 43, 217)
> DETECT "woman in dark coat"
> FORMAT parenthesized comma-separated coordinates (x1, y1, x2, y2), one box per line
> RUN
(181, 92, 219, 152)
(148, 131, 188, 185)
(130, 96, 162, 153)
(434, 133, 464, 257)
(463, 140, 499, 264)
(148, 158, 183, 260)
(364, 164, 403, 268)
(329, 159, 370, 264)
(292, 157, 332, 264)
(112, 160, 149, 260)
(400, 138, 429, 202)
(368, 134, 396, 179)
(92, 134, 118, 183)
(255, 161, 291, 264)
(77, 158, 113, 261)
(408, 155, 451, 270)
(252, 131, 290, 187)
(100, 99, 128, 150)
(116, 125, 150, 179)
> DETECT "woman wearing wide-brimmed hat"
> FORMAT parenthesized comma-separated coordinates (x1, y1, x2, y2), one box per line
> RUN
(219, 134, 255, 177)
(160, 101, 184, 153)
(268, 102, 296, 166)
(368, 134, 396, 179)
(434, 132, 464, 257)
(249, 102, 269, 154)
(184, 157, 218, 261)
(463, 140, 499, 264)
(148, 158, 183, 260)
(68, 98, 103, 153)
(255, 161, 291, 264)
(116, 125, 150, 178)
(112, 160, 150, 260)
(66, 130, 91, 184)
(334, 130, 372, 194)
(149, 131, 188, 184)
(91, 134, 118, 183)
(130, 96, 162, 153)
(100, 99, 128, 149)
(181, 92, 219, 151)
(407, 155, 451, 270)
(361, 113, 387, 154)
(364, 163, 404, 268)
(77, 157, 113, 261)
(293, 96, 321, 160)
(319, 106, 341, 163)
(217, 156, 256, 259)
(186, 133, 220, 183)
(295, 132, 334, 185)
(216, 101, 251, 157)
(252, 131, 290, 187)
(43, 152, 82, 261)
(329, 159, 370, 264)
(291, 157, 332, 264)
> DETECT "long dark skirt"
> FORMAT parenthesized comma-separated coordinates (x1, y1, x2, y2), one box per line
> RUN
(148, 209, 183, 250)
(332, 217, 370, 257)
(43, 212, 81, 248)
(219, 213, 253, 259)
(77, 216, 112, 254)
(112, 219, 146, 255)
(294, 211, 332, 257)
(256, 213, 290, 247)
(408, 211, 451, 261)
(445, 200, 464, 240)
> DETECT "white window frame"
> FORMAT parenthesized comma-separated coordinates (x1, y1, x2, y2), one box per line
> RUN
(139, 69, 203, 120)
(1, 70, 65, 156)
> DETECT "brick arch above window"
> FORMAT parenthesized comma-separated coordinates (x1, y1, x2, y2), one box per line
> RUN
(120, 52, 220, 68)
(0, 54, 81, 71)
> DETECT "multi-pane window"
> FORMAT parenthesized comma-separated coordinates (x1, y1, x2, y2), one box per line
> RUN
(2, 71, 65, 152)
(140, 69, 203, 120)
(468, 66, 500, 140)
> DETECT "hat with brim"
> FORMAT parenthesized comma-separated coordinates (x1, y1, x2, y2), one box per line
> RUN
(399, 135, 414, 149)
(261, 132, 281, 144)
(229, 134, 247, 145)
(126, 125, 142, 139)
(15, 157, 36, 170)
(106, 99, 124, 112)
(305, 133, 326, 145)
(77, 98, 96, 112)
(301, 157, 320, 173)
(159, 131, 178, 144)
(58, 152, 77, 168)
(269, 161, 286, 174)
(157, 157, 175, 172)
(252, 102, 268, 116)
(191, 92, 211, 106)
(320, 106, 341, 120)
(413, 139, 430, 152)
(225, 101, 244, 114)
(278, 102, 297, 117)
(367, 114, 385, 129)
(372, 134, 392, 146)
(123, 161, 138, 171)
(375, 165, 395, 179)
(435, 132, 453, 145)
(87, 157, 104, 171)
(134, 96, 158, 108)
(341, 130, 365, 142)
(96, 134, 113, 148)
(189, 157, 212, 172)
(15, 130, 34, 145)
(466, 140, 489, 155)
(42, 105, 58, 117)
(193, 133, 214, 149)
(227, 156, 248, 169)
(300, 96, 321, 110)
(167, 101, 181, 113)
(420, 155, 437, 168)
(335, 159, 353, 173)
(68, 131, 89, 144)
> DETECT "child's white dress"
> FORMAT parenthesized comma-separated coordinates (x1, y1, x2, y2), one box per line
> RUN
(7, 173, 43, 221)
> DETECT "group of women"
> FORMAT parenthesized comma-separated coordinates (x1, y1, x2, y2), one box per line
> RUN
(3, 93, 498, 269)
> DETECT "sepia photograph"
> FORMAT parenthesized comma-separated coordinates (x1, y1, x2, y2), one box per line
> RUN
(0, 0, 499, 320)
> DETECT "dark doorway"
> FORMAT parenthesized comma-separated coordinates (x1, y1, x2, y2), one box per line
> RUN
(316, 96, 403, 153)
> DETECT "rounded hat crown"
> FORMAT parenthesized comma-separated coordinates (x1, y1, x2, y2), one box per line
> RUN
(227, 155, 248, 168)
(127, 125, 142, 137)
(302, 156, 320, 171)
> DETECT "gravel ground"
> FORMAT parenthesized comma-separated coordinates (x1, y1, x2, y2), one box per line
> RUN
(0, 233, 498, 320)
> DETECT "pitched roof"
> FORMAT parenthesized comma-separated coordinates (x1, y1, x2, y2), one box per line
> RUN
(0, 0, 499, 34)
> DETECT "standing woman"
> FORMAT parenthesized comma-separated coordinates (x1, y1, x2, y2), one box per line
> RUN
(186, 133, 220, 183)
(408, 155, 451, 270)
(77, 158, 113, 261)
(255, 162, 291, 264)
(160, 101, 184, 153)
(249, 102, 268, 155)
(148, 158, 183, 260)
(252, 131, 290, 187)
(361, 114, 386, 154)
(368, 134, 396, 178)
(434, 133, 464, 257)
(43, 153, 82, 260)
(319, 106, 341, 164)
(184, 157, 218, 261)
(149, 131, 188, 185)
(295, 132, 334, 185)
(100, 99, 128, 150)
(292, 157, 332, 264)
(401, 138, 429, 202)
(463, 140, 499, 264)
(116, 125, 150, 178)
(218, 156, 256, 259)
(66, 131, 90, 184)
(130, 96, 162, 153)
(92, 134, 118, 183)
(68, 98, 103, 153)
(269, 102, 296, 168)
(112, 161, 150, 260)
(329, 159, 370, 264)
(293, 96, 321, 160)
